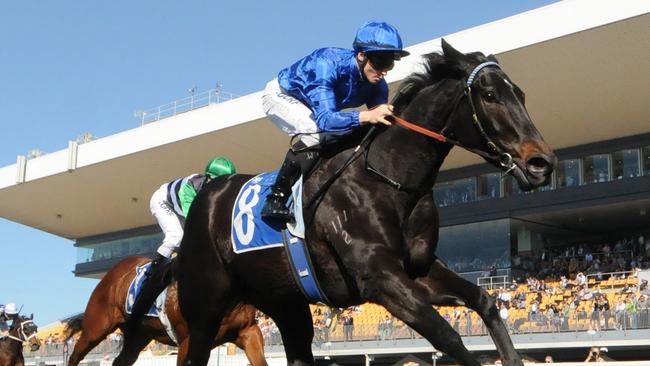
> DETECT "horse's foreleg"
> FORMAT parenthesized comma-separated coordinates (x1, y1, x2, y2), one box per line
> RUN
(234, 325, 268, 366)
(14, 355, 24, 366)
(265, 300, 314, 366)
(416, 260, 523, 366)
(369, 265, 480, 366)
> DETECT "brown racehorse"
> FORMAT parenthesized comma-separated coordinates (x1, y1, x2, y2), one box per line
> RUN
(0, 314, 40, 366)
(63, 256, 267, 366)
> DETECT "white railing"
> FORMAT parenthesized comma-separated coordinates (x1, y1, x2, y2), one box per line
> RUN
(134, 88, 240, 125)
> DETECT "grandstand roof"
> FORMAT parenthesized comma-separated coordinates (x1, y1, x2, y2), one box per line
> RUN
(1, 0, 649, 239)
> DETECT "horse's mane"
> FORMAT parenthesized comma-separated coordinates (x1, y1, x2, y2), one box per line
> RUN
(392, 51, 485, 115)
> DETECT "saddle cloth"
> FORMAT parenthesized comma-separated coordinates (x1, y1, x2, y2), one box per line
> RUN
(231, 171, 305, 254)
(125, 262, 178, 344)
(125, 262, 164, 317)
(230, 172, 327, 303)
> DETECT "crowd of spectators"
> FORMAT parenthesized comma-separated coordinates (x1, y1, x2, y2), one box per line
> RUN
(512, 234, 650, 281)
(490, 270, 649, 335)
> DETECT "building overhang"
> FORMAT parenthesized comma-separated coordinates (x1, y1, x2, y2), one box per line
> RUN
(1, 0, 649, 239)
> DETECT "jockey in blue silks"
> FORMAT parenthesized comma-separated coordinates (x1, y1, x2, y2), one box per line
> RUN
(261, 20, 409, 222)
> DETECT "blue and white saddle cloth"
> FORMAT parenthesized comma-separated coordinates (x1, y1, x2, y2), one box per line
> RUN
(230, 172, 328, 304)
(125, 262, 178, 344)
(125, 263, 165, 317)
(231, 171, 305, 253)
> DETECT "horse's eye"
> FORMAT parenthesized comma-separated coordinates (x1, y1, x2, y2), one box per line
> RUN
(483, 90, 498, 103)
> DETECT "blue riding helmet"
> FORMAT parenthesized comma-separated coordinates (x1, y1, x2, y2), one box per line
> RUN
(353, 21, 410, 59)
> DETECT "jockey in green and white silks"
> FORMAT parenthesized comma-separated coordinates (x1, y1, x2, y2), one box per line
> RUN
(148, 156, 236, 271)
(260, 20, 409, 222)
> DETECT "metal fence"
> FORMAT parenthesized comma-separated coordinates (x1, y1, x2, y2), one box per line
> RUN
(135, 88, 239, 125)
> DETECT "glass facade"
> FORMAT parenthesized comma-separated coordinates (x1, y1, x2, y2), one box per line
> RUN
(437, 218, 591, 274)
(555, 159, 581, 188)
(477, 173, 501, 200)
(437, 219, 511, 273)
(582, 154, 610, 184)
(641, 146, 650, 175)
(76, 232, 162, 264)
(612, 149, 640, 180)
(433, 177, 476, 207)
(433, 140, 650, 208)
(503, 176, 524, 197)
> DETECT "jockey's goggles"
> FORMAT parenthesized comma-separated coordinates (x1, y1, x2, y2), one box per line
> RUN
(367, 53, 395, 72)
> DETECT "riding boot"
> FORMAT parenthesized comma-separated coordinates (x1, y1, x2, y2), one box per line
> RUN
(146, 253, 168, 278)
(261, 149, 302, 222)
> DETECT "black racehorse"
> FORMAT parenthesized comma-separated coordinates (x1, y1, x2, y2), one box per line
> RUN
(128, 40, 556, 366)
(0, 314, 40, 366)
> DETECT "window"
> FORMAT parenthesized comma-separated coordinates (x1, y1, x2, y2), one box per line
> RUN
(437, 219, 511, 273)
(612, 149, 640, 179)
(504, 176, 523, 196)
(582, 154, 609, 184)
(556, 159, 581, 188)
(76, 232, 162, 264)
(433, 178, 476, 207)
(643, 146, 650, 176)
(477, 173, 501, 200)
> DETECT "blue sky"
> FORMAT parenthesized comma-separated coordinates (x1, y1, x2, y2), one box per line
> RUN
(0, 0, 558, 326)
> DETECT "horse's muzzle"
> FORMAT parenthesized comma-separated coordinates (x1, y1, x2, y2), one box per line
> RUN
(29, 338, 41, 352)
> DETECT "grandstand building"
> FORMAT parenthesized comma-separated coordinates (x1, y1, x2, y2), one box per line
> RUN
(4, 0, 650, 364)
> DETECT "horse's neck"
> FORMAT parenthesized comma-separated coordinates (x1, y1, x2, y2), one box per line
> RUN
(368, 113, 452, 194)
(0, 336, 20, 353)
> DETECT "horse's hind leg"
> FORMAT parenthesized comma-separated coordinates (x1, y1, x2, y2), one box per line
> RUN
(234, 325, 268, 366)
(265, 300, 314, 366)
(68, 314, 120, 366)
(416, 259, 523, 366)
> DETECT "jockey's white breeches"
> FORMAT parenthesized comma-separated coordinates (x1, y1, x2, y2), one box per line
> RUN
(262, 78, 320, 147)
(150, 184, 183, 258)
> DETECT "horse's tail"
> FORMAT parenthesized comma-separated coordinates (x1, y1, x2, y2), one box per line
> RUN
(62, 313, 84, 341)
(122, 259, 174, 337)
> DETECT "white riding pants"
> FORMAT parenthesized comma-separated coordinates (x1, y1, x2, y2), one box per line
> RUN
(262, 78, 320, 147)
(150, 184, 183, 258)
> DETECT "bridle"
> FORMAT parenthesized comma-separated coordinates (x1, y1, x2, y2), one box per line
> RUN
(366, 61, 518, 191)
(5, 319, 38, 345)
(393, 61, 516, 174)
